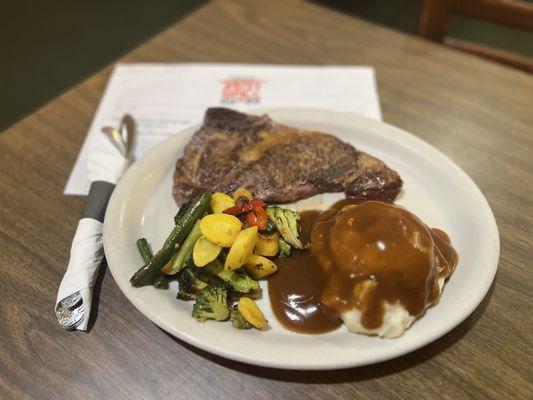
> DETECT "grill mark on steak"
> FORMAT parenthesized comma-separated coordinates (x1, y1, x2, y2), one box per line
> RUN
(173, 108, 402, 205)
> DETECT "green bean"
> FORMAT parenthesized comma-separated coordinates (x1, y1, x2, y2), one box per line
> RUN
(136, 238, 153, 263)
(174, 199, 192, 225)
(153, 274, 169, 289)
(130, 192, 212, 287)
(165, 220, 202, 275)
(136, 238, 170, 289)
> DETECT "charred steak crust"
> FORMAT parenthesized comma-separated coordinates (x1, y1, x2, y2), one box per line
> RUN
(173, 108, 402, 205)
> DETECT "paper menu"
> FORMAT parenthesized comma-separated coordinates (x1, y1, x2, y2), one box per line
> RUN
(64, 63, 382, 195)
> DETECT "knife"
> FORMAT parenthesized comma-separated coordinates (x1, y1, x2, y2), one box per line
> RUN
(55, 115, 134, 330)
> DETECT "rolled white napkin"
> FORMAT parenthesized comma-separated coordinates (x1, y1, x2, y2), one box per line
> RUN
(56, 132, 129, 330)
(56, 218, 104, 330)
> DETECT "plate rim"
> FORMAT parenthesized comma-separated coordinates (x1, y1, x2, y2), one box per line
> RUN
(104, 107, 500, 370)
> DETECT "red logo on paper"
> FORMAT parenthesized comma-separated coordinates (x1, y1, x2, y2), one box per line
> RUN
(220, 78, 264, 104)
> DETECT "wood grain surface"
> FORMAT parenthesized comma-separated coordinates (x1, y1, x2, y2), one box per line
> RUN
(1, 1, 532, 399)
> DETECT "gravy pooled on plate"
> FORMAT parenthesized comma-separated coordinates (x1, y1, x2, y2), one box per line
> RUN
(268, 200, 458, 336)
(268, 210, 342, 334)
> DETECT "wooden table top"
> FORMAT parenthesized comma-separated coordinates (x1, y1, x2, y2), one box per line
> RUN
(1, 1, 532, 399)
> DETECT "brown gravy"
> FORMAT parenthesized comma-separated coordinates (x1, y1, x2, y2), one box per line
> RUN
(268, 199, 458, 334)
(268, 211, 342, 333)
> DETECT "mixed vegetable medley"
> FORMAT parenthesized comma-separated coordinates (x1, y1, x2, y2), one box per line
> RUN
(130, 188, 305, 330)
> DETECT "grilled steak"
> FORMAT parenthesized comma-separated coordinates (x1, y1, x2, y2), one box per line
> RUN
(173, 108, 402, 205)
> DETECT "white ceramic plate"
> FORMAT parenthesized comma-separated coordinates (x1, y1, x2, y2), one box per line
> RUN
(104, 108, 499, 370)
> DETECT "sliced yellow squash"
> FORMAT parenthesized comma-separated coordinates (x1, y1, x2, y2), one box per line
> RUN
(243, 254, 278, 279)
(199, 214, 242, 247)
(224, 226, 258, 270)
(238, 297, 268, 329)
(232, 187, 253, 201)
(193, 236, 222, 267)
(211, 192, 235, 214)
(254, 232, 280, 257)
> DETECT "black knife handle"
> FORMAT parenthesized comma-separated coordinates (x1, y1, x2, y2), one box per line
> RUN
(83, 181, 115, 222)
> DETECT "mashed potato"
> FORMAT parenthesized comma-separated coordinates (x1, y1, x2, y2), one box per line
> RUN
(341, 278, 445, 338)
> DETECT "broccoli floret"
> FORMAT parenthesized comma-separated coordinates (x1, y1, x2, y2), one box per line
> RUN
(192, 285, 230, 322)
(278, 237, 291, 257)
(198, 271, 231, 290)
(176, 265, 208, 301)
(265, 206, 306, 249)
(204, 260, 260, 294)
(230, 305, 252, 329)
(264, 217, 276, 233)
(224, 269, 260, 293)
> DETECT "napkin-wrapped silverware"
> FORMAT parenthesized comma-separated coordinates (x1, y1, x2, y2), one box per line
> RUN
(55, 115, 134, 330)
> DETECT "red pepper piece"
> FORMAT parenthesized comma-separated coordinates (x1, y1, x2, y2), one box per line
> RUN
(250, 198, 267, 208)
(252, 205, 267, 230)
(223, 201, 253, 215)
(245, 211, 258, 228)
